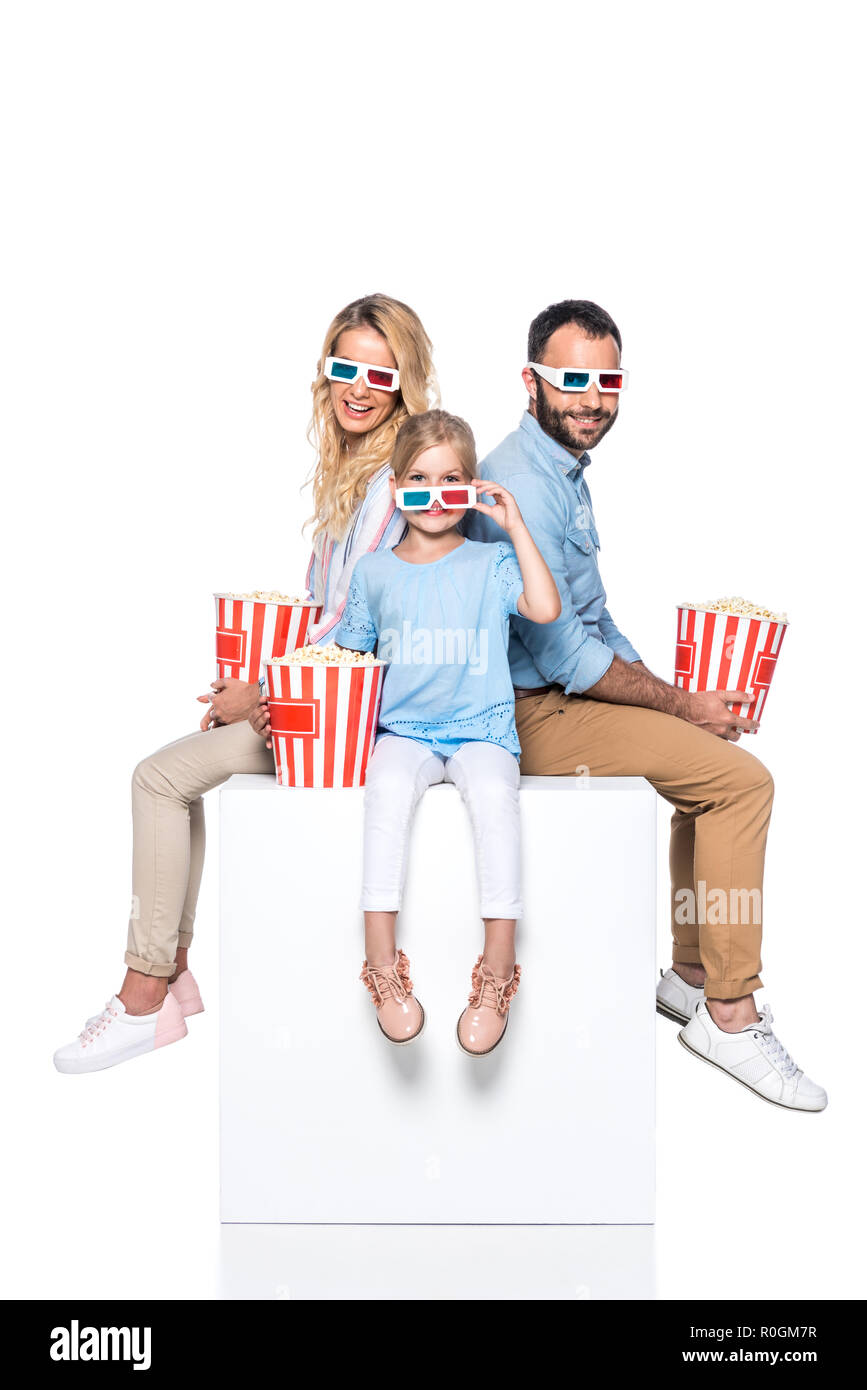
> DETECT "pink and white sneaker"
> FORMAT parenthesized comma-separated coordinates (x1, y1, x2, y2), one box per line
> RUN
(53, 993, 187, 1074)
(168, 969, 205, 1018)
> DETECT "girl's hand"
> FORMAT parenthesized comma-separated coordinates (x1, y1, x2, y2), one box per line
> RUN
(469, 478, 526, 535)
(197, 678, 260, 731)
(249, 696, 273, 750)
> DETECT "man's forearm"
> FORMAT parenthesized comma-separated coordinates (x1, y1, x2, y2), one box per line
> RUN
(583, 654, 693, 718)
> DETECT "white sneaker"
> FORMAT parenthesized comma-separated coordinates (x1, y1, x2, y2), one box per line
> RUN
(656, 967, 704, 1024)
(678, 1001, 827, 1111)
(53, 992, 187, 1074)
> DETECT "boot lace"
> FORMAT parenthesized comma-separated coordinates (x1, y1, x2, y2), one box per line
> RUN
(752, 1005, 799, 1079)
(360, 951, 413, 1008)
(469, 958, 521, 1016)
(79, 1001, 118, 1047)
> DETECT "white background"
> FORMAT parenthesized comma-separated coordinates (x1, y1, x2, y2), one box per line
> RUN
(2, 0, 865, 1299)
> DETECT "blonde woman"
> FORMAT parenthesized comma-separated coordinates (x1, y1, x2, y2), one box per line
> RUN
(54, 294, 438, 1074)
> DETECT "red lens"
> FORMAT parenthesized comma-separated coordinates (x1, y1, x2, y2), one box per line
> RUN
(367, 368, 395, 388)
(598, 373, 623, 390)
(441, 489, 470, 505)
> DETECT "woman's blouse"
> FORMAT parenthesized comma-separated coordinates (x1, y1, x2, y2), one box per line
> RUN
(306, 463, 407, 645)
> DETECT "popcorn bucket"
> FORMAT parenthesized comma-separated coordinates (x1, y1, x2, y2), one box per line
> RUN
(674, 606, 788, 729)
(266, 657, 386, 788)
(213, 594, 323, 683)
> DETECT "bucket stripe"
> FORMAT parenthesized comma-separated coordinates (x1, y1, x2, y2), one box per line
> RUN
(735, 621, 760, 701)
(716, 614, 741, 690)
(696, 611, 716, 691)
(359, 668, 382, 786)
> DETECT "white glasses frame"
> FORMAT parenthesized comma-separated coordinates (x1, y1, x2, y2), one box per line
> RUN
(324, 356, 401, 392)
(527, 362, 629, 392)
(395, 484, 478, 511)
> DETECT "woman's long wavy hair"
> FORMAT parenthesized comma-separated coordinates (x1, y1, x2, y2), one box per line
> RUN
(307, 294, 438, 543)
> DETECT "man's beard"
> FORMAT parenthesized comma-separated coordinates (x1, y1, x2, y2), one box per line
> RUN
(534, 385, 618, 454)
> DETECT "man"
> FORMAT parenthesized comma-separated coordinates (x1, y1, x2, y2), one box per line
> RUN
(465, 299, 826, 1111)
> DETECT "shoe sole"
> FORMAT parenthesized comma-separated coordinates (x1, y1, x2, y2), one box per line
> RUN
(455, 1012, 509, 1058)
(53, 1024, 188, 1075)
(377, 1003, 426, 1046)
(656, 999, 690, 1025)
(677, 1031, 826, 1111)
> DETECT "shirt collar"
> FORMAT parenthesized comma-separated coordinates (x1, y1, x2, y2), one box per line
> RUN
(518, 409, 591, 479)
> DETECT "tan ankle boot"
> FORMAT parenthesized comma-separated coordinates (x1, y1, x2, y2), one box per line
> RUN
(360, 949, 425, 1045)
(457, 956, 521, 1057)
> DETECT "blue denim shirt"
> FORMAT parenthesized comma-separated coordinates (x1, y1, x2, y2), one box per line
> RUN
(464, 411, 641, 694)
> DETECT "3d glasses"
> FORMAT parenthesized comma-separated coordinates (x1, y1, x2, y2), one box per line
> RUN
(527, 362, 629, 393)
(324, 356, 401, 392)
(395, 484, 477, 511)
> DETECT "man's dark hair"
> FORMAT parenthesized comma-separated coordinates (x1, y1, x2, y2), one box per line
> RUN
(527, 299, 622, 362)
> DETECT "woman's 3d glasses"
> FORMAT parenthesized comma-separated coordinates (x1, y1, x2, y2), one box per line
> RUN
(395, 484, 477, 511)
(527, 362, 629, 393)
(324, 356, 401, 392)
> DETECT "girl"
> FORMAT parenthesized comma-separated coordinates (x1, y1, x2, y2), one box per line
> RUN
(54, 294, 438, 1074)
(334, 409, 560, 1056)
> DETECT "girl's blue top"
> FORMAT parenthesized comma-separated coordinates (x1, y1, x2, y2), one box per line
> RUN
(334, 539, 524, 757)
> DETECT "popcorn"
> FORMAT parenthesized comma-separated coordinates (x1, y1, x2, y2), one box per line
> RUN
(225, 590, 318, 605)
(266, 649, 385, 786)
(680, 596, 788, 624)
(214, 592, 323, 682)
(272, 643, 382, 667)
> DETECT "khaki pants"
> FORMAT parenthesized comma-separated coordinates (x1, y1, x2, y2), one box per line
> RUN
(515, 690, 774, 999)
(126, 722, 273, 977)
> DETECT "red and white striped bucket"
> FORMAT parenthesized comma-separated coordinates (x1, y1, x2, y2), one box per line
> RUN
(266, 658, 385, 788)
(213, 595, 323, 684)
(674, 607, 788, 729)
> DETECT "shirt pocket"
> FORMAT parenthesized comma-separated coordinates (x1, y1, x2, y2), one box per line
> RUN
(566, 522, 595, 557)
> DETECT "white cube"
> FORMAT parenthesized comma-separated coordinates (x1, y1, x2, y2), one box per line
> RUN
(220, 773, 656, 1224)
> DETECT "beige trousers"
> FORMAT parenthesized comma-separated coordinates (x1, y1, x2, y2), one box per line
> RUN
(515, 690, 775, 999)
(125, 722, 273, 976)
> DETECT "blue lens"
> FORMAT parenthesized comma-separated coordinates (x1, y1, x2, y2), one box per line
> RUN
(563, 371, 590, 389)
(330, 360, 358, 380)
(401, 490, 431, 507)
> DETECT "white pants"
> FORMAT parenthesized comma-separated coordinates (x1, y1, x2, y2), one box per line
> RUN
(361, 734, 523, 919)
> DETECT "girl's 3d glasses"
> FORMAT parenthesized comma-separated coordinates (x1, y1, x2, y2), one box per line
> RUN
(528, 362, 629, 392)
(324, 356, 401, 392)
(395, 485, 478, 511)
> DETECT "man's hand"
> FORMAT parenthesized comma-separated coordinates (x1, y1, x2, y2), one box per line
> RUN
(685, 689, 759, 741)
(249, 696, 272, 750)
(197, 678, 260, 731)
(585, 659, 757, 739)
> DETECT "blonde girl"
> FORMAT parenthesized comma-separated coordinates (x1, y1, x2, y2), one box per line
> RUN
(335, 410, 560, 1056)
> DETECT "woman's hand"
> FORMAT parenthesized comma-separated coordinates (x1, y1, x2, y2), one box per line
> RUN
(469, 478, 527, 535)
(197, 678, 261, 731)
(249, 696, 273, 750)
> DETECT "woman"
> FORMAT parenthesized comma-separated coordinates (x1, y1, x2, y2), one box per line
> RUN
(54, 294, 438, 1074)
